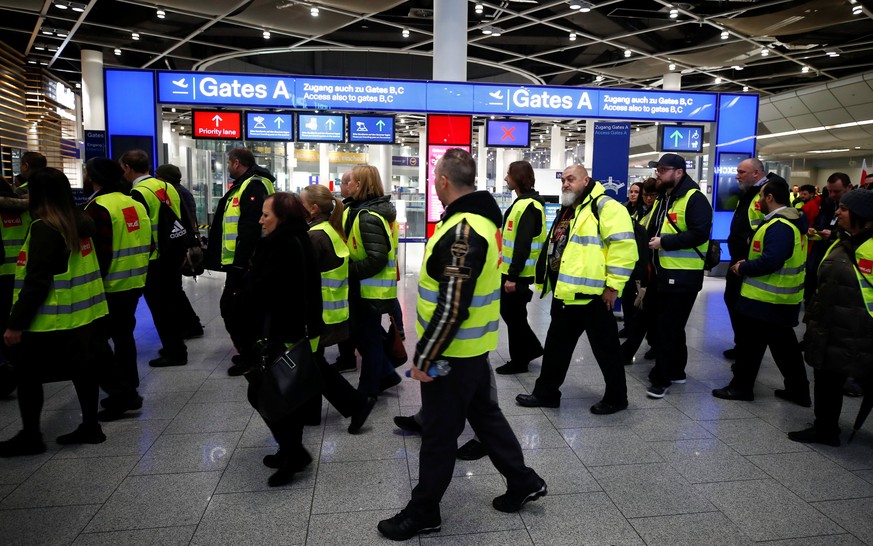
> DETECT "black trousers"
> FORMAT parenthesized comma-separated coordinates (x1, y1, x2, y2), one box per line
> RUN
(351, 301, 396, 396)
(729, 313, 809, 393)
(246, 381, 308, 462)
(723, 269, 742, 347)
(0, 274, 12, 362)
(406, 354, 539, 519)
(649, 290, 698, 387)
(177, 282, 202, 332)
(143, 257, 186, 357)
(97, 289, 142, 399)
(620, 282, 657, 361)
(499, 276, 543, 364)
(533, 298, 627, 404)
(315, 346, 365, 417)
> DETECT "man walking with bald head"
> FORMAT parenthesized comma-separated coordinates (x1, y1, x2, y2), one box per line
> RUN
(515, 164, 637, 415)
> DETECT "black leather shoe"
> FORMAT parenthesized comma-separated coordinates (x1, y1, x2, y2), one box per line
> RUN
(182, 325, 204, 339)
(496, 361, 528, 375)
(712, 386, 754, 401)
(788, 427, 840, 447)
(617, 328, 628, 338)
(457, 439, 488, 461)
(590, 399, 629, 415)
(492, 478, 547, 513)
(332, 357, 357, 373)
(348, 396, 377, 434)
(377, 510, 441, 541)
(723, 348, 738, 359)
(56, 424, 106, 445)
(149, 354, 187, 368)
(515, 393, 559, 408)
(227, 361, 254, 377)
(100, 394, 143, 412)
(0, 430, 46, 457)
(644, 348, 656, 360)
(774, 389, 811, 407)
(263, 449, 286, 469)
(393, 415, 422, 434)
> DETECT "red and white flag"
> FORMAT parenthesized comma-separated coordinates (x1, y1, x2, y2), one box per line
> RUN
(861, 158, 868, 188)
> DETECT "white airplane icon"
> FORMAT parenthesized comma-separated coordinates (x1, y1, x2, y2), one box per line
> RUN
(172, 79, 188, 88)
(489, 90, 503, 99)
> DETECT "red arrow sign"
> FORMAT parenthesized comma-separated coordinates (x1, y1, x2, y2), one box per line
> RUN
(193, 110, 241, 140)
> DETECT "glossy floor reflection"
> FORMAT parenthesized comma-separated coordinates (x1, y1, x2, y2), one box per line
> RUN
(0, 273, 871, 545)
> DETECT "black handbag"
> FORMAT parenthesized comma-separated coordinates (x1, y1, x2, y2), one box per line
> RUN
(246, 338, 323, 422)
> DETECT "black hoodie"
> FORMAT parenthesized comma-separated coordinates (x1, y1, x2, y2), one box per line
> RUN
(415, 190, 502, 371)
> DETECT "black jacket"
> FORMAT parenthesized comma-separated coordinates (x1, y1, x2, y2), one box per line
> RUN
(307, 213, 349, 347)
(502, 191, 544, 282)
(415, 191, 502, 371)
(736, 206, 809, 327)
(204, 165, 275, 272)
(648, 174, 713, 293)
(727, 183, 763, 264)
(344, 195, 396, 314)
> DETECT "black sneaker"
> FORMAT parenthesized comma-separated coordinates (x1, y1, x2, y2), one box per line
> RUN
(227, 362, 253, 377)
(182, 325, 204, 339)
(457, 438, 488, 461)
(263, 449, 286, 469)
(332, 357, 357, 373)
(56, 424, 106, 445)
(646, 384, 669, 399)
(0, 430, 46, 457)
(723, 348, 738, 360)
(377, 510, 441, 541)
(788, 427, 840, 447)
(393, 415, 422, 434)
(495, 361, 528, 375)
(348, 396, 377, 434)
(100, 393, 143, 411)
(774, 389, 811, 407)
(644, 348, 656, 360)
(149, 354, 187, 368)
(492, 478, 547, 513)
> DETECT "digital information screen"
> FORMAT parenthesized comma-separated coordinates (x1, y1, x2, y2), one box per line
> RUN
(245, 112, 294, 140)
(192, 110, 242, 140)
(297, 114, 345, 142)
(348, 115, 395, 143)
(486, 119, 531, 148)
(659, 124, 704, 153)
(714, 152, 752, 212)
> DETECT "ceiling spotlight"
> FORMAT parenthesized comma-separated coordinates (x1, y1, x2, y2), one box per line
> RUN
(801, 65, 810, 73)
(624, 49, 631, 58)
(70, 2, 85, 11)
(761, 48, 769, 56)
(669, 8, 679, 18)
(826, 48, 841, 57)
(75, 82, 81, 88)
(131, 32, 140, 40)
(402, 28, 410, 38)
(714, 77, 722, 84)
(310, 6, 319, 16)
(41, 27, 54, 35)
(55, 29, 68, 37)
(156, 9, 166, 19)
(568, 0, 583, 9)
(53, 1, 68, 9)
(743, 86, 749, 92)
(595, 75, 604, 82)
(475, 2, 483, 14)
(482, 25, 503, 36)
(721, 30, 729, 40)
(732, 65, 743, 70)
(668, 63, 676, 71)
(569, 32, 576, 41)
(34, 43, 46, 51)
(852, 4, 862, 14)
(482, 27, 492, 35)
(27, 59, 36, 65)
(114, 48, 121, 56)
(263, 30, 271, 39)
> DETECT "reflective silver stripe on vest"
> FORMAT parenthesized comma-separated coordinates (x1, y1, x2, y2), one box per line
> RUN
(105, 265, 149, 282)
(570, 235, 602, 247)
(22, 270, 104, 291)
(151, 225, 158, 232)
(750, 219, 763, 228)
(112, 245, 151, 259)
(4, 239, 24, 247)
(418, 286, 500, 307)
(777, 265, 805, 276)
(37, 292, 106, 315)
(660, 249, 700, 259)
(502, 239, 514, 249)
(557, 272, 606, 289)
(607, 266, 634, 276)
(361, 278, 397, 288)
(743, 277, 803, 295)
(4, 255, 16, 264)
(225, 214, 240, 222)
(417, 315, 499, 340)
(323, 300, 349, 311)
(605, 231, 634, 243)
(322, 278, 348, 289)
(868, 301, 873, 312)
(387, 260, 397, 268)
(503, 256, 536, 267)
(530, 242, 544, 250)
(225, 233, 237, 241)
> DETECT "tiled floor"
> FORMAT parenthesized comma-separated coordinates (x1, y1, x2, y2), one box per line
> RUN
(0, 272, 871, 545)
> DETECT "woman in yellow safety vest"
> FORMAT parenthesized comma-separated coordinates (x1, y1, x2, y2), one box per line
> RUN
(0, 168, 109, 456)
(301, 184, 376, 434)
(344, 165, 402, 396)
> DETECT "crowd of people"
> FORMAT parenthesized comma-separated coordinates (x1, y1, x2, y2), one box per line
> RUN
(0, 147, 870, 541)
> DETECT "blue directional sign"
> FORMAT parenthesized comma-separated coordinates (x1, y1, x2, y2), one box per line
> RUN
(659, 124, 704, 153)
(297, 114, 345, 143)
(348, 115, 395, 144)
(245, 112, 294, 141)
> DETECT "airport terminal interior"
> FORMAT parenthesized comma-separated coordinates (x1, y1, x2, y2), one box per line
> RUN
(1, 0, 873, 545)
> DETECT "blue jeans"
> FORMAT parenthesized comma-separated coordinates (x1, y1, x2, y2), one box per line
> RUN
(353, 302, 397, 396)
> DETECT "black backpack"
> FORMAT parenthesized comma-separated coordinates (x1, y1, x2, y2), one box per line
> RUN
(141, 183, 190, 261)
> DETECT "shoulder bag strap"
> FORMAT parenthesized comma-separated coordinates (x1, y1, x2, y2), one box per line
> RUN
(663, 204, 706, 261)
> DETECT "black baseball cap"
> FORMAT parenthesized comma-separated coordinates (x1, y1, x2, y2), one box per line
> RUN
(648, 153, 686, 170)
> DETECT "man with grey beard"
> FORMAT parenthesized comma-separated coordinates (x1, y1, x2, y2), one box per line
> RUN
(515, 164, 637, 415)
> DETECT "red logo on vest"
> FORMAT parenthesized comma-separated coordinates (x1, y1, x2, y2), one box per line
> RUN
(495, 229, 503, 268)
(155, 187, 171, 206)
(80, 239, 93, 257)
(752, 240, 761, 253)
(16, 250, 26, 267)
(859, 259, 873, 275)
(507, 220, 514, 232)
(1, 212, 22, 227)
(351, 236, 357, 251)
(122, 206, 140, 232)
(232, 197, 240, 208)
(754, 200, 761, 211)
(668, 213, 678, 223)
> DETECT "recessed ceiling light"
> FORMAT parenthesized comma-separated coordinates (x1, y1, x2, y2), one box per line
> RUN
(714, 77, 722, 84)
(114, 48, 121, 55)
(311, 7, 319, 17)
(743, 86, 749, 92)
(668, 63, 676, 71)
(475, 2, 483, 14)
(761, 48, 769, 56)
(402, 29, 410, 38)
(53, 1, 68, 9)
(70, 2, 85, 12)
(624, 49, 631, 58)
(569, 33, 576, 41)
(669, 9, 678, 18)
(852, 5, 862, 14)
(732, 65, 743, 70)
(721, 30, 729, 39)
(801, 65, 810, 73)
(156, 9, 166, 19)
(595, 75, 604, 82)
(263, 30, 271, 39)
(131, 32, 140, 40)
(55, 29, 68, 37)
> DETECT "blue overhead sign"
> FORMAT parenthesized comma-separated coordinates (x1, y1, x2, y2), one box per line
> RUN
(349, 115, 395, 143)
(155, 71, 720, 122)
(297, 114, 345, 142)
(246, 112, 294, 140)
(659, 124, 704, 153)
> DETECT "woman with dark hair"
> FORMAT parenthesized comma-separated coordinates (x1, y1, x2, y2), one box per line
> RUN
(0, 168, 109, 456)
(626, 181, 644, 218)
(345, 165, 402, 396)
(241, 191, 323, 486)
(496, 160, 546, 375)
(301, 184, 376, 434)
(619, 179, 656, 358)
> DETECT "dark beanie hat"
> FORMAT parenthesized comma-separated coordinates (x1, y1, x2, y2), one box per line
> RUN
(155, 164, 182, 184)
(840, 189, 873, 221)
(85, 157, 122, 191)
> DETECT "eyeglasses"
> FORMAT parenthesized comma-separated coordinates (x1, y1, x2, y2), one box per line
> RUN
(655, 167, 675, 174)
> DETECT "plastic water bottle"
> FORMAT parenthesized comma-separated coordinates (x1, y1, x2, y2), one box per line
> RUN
(405, 360, 451, 378)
